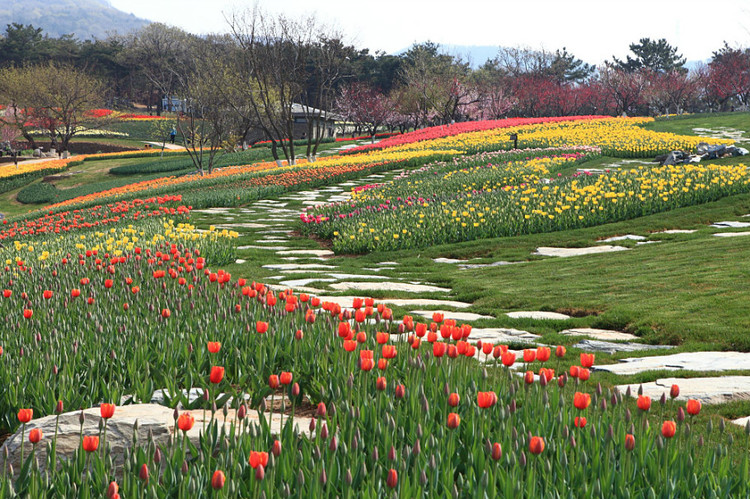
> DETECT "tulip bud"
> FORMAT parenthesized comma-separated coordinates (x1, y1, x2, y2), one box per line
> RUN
(55, 400, 64, 414)
(238, 404, 247, 420)
(329, 436, 338, 452)
(345, 469, 352, 485)
(372, 446, 379, 461)
(519, 451, 527, 467)
(256, 465, 265, 481)
(292, 383, 300, 397)
(660, 392, 667, 406)
(677, 407, 685, 423)
(154, 447, 162, 464)
(413, 439, 421, 456)
(139, 464, 149, 482)
(319, 468, 327, 486)
(182, 460, 189, 475)
(79, 410, 85, 425)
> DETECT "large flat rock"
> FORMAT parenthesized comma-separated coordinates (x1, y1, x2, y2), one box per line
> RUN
(410, 310, 494, 322)
(470, 327, 540, 343)
(573, 339, 675, 354)
(458, 261, 518, 269)
(714, 231, 750, 238)
(313, 296, 472, 309)
(263, 263, 337, 270)
(0, 404, 312, 475)
(559, 328, 639, 341)
(617, 376, 750, 405)
(711, 221, 750, 228)
(276, 250, 335, 257)
(654, 229, 697, 234)
(507, 311, 570, 320)
(534, 246, 628, 257)
(595, 351, 750, 375)
(599, 235, 646, 242)
(329, 282, 451, 293)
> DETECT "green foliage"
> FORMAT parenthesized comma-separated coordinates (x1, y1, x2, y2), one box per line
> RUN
(16, 182, 58, 204)
(610, 37, 687, 73)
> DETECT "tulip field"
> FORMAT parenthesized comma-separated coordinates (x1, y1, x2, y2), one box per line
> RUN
(1, 113, 749, 497)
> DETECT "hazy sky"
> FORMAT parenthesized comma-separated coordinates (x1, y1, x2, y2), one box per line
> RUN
(109, 0, 749, 64)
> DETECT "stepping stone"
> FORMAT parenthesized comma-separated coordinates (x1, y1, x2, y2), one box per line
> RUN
(254, 201, 288, 207)
(534, 246, 628, 257)
(711, 221, 750, 228)
(238, 245, 290, 251)
(656, 229, 697, 234)
(329, 282, 451, 293)
(313, 296, 472, 309)
(410, 310, 494, 322)
(433, 258, 467, 264)
(377, 262, 400, 266)
(714, 231, 750, 238)
(507, 311, 570, 320)
(327, 273, 390, 280)
(362, 267, 395, 272)
(470, 327, 541, 344)
(599, 235, 647, 242)
(280, 278, 337, 287)
(277, 249, 334, 257)
(266, 284, 327, 294)
(559, 328, 639, 341)
(192, 208, 232, 214)
(732, 416, 750, 428)
(281, 257, 328, 262)
(279, 269, 331, 274)
(458, 261, 518, 269)
(216, 223, 268, 229)
(573, 339, 674, 354)
(263, 263, 337, 270)
(594, 351, 750, 375)
(235, 259, 246, 264)
(636, 241, 660, 245)
(255, 240, 289, 245)
(617, 376, 750, 405)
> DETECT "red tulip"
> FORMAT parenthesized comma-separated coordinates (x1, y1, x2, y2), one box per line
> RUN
(491, 442, 502, 460)
(573, 392, 591, 410)
(249, 451, 269, 468)
(578, 368, 590, 381)
(686, 399, 701, 416)
(618, 434, 634, 453)
(18, 408, 33, 423)
(269, 375, 280, 389)
(448, 393, 460, 407)
(387, 468, 398, 488)
(574, 416, 587, 428)
(360, 358, 374, 371)
(580, 353, 595, 368)
(177, 412, 195, 432)
(432, 312, 444, 324)
(43, 290, 53, 299)
(523, 349, 536, 363)
(161, 308, 171, 319)
(536, 346, 551, 362)
(316, 402, 327, 417)
(382, 345, 397, 359)
(529, 436, 545, 455)
(23, 309, 33, 319)
(207, 342, 221, 354)
(256, 321, 269, 334)
(29, 428, 43, 444)
(280, 372, 293, 385)
(210, 366, 225, 384)
(432, 342, 447, 357)
(670, 384, 680, 399)
(637, 395, 651, 412)
(100, 403, 115, 419)
(555, 345, 566, 358)
(502, 352, 516, 366)
(107, 481, 119, 499)
(661, 420, 676, 438)
(395, 384, 405, 399)
(211, 470, 225, 490)
(83, 435, 99, 452)
(2, 290, 10, 298)
(447, 412, 460, 429)
(139, 463, 149, 482)
(477, 391, 497, 409)
(524, 371, 535, 385)
(376, 377, 387, 391)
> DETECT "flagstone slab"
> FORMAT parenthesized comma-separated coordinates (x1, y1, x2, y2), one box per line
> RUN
(327, 273, 391, 280)
(458, 261, 518, 269)
(215, 223, 268, 229)
(329, 282, 451, 293)
(711, 221, 750, 228)
(238, 245, 290, 251)
(595, 352, 750, 375)
(599, 235, 647, 242)
(617, 376, 750, 405)
(263, 263, 337, 270)
(410, 310, 494, 322)
(654, 229, 697, 234)
(559, 328, 639, 341)
(573, 339, 675, 354)
(714, 231, 750, 238)
(279, 278, 337, 287)
(470, 327, 541, 342)
(266, 284, 327, 294)
(507, 311, 571, 320)
(534, 246, 628, 257)
(276, 249, 335, 257)
(377, 261, 400, 266)
(433, 258, 468, 264)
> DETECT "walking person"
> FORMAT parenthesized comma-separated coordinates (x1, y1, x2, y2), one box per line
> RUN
(169, 127, 177, 144)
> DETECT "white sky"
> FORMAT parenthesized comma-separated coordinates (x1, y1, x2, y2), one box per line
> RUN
(109, 0, 750, 64)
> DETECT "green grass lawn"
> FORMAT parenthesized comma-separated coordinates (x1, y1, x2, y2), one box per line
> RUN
(645, 111, 750, 145)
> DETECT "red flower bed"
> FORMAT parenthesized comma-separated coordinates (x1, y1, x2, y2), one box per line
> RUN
(344, 115, 610, 154)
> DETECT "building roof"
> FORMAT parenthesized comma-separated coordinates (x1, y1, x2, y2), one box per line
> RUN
(291, 103, 340, 121)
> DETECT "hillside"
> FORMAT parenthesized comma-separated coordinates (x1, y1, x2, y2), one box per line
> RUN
(0, 0, 150, 39)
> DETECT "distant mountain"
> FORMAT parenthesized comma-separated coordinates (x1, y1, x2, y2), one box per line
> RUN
(0, 0, 150, 39)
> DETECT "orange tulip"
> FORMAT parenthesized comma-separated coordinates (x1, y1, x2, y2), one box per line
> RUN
(249, 451, 269, 469)
(580, 353, 595, 368)
(573, 392, 591, 410)
(211, 470, 225, 490)
(382, 345, 397, 359)
(23, 309, 33, 319)
(376, 377, 387, 391)
(447, 412, 460, 429)
(269, 375, 280, 389)
(637, 395, 651, 412)
(477, 391, 497, 409)
(529, 436, 545, 455)
(448, 393, 460, 407)
(501, 352, 516, 367)
(524, 371, 535, 384)
(207, 342, 221, 354)
(661, 420, 676, 438)
(686, 399, 701, 416)
(161, 308, 171, 319)
(523, 349, 536, 363)
(578, 368, 590, 381)
(177, 412, 195, 432)
(18, 408, 33, 423)
(256, 321, 268, 334)
(29, 428, 43, 444)
(491, 442, 502, 461)
(625, 433, 636, 451)
(670, 384, 680, 399)
(343, 340, 357, 352)
(100, 403, 116, 419)
(83, 435, 99, 452)
(280, 372, 293, 385)
(536, 346, 551, 362)
(376, 332, 389, 344)
(210, 366, 225, 384)
(555, 345, 566, 358)
(574, 416, 587, 428)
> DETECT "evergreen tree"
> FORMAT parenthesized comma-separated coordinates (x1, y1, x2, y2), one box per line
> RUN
(610, 38, 686, 73)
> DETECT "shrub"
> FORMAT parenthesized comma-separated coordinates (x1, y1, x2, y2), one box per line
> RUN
(17, 182, 59, 204)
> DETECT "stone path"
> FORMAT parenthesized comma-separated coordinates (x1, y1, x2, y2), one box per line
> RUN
(618, 376, 750, 405)
(595, 352, 750, 376)
(534, 246, 628, 257)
